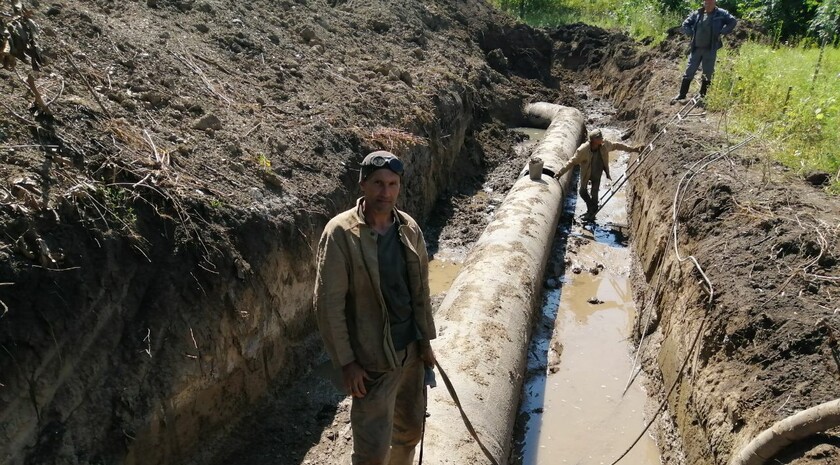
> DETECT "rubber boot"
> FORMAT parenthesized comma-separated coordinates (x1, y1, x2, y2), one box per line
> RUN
(671, 78, 691, 104)
(697, 78, 711, 107)
(699, 78, 711, 98)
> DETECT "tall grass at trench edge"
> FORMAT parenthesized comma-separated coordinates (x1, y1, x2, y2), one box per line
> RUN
(707, 43, 840, 192)
(490, 0, 684, 44)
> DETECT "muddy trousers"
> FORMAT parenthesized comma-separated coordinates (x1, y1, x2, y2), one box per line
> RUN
(579, 175, 602, 217)
(351, 341, 425, 465)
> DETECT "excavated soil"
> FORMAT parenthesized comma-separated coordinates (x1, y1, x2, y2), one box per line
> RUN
(560, 24, 840, 465)
(1, 2, 839, 465)
(1, 1, 571, 464)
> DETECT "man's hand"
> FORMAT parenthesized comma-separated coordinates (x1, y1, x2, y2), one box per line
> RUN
(342, 361, 371, 398)
(420, 345, 436, 368)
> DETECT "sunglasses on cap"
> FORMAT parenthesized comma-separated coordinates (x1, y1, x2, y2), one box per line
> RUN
(365, 155, 404, 175)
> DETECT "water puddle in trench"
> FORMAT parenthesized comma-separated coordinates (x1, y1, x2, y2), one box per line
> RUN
(513, 234, 659, 465)
(509, 123, 660, 465)
(428, 259, 464, 296)
(425, 103, 659, 464)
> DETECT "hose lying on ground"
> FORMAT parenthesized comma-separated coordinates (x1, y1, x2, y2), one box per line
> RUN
(728, 398, 840, 465)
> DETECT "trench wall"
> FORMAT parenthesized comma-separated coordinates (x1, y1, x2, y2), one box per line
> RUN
(0, 81, 476, 465)
(592, 58, 735, 463)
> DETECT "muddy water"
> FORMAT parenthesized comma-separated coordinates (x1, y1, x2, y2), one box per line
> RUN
(428, 259, 464, 296)
(509, 123, 660, 465)
(425, 99, 659, 464)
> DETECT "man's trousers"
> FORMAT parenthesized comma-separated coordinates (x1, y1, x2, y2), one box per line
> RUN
(351, 341, 425, 465)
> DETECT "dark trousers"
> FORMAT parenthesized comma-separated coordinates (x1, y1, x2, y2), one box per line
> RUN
(683, 46, 717, 81)
(579, 175, 602, 216)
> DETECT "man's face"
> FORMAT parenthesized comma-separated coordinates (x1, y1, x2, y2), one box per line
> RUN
(590, 137, 604, 150)
(360, 168, 401, 214)
(704, 0, 716, 11)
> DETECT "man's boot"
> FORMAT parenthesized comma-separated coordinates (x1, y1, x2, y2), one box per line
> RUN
(699, 78, 711, 98)
(671, 78, 691, 103)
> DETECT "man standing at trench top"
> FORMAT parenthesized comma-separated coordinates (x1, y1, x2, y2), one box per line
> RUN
(553, 128, 643, 222)
(673, 0, 737, 103)
(313, 150, 437, 465)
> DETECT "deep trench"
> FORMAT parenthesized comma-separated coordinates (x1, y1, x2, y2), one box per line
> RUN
(184, 91, 658, 465)
(508, 122, 659, 465)
(1, 18, 714, 465)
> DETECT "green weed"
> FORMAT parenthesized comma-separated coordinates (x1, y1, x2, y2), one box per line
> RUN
(255, 153, 271, 170)
(99, 186, 138, 229)
(707, 42, 840, 191)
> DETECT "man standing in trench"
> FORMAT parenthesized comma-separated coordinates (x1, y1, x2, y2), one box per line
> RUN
(553, 129, 643, 222)
(314, 150, 437, 465)
(673, 0, 737, 103)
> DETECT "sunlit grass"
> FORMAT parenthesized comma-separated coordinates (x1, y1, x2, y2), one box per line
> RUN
(707, 43, 840, 191)
(489, 0, 683, 44)
(488, 2, 839, 192)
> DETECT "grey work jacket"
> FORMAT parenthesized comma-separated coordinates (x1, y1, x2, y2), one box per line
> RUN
(314, 198, 436, 372)
(682, 7, 737, 51)
(556, 140, 636, 188)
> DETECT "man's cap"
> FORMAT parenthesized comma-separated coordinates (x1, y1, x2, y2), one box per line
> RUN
(589, 129, 603, 140)
(359, 150, 404, 182)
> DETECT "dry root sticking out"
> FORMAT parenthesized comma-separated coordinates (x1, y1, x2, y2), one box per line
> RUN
(352, 126, 428, 155)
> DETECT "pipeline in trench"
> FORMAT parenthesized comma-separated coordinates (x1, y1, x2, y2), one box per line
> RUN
(509, 126, 659, 465)
(426, 119, 661, 463)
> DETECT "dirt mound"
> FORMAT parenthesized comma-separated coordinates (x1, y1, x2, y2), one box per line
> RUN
(0, 1, 577, 464)
(558, 22, 840, 465)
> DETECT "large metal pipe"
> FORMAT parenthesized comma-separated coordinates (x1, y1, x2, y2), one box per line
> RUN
(423, 104, 584, 464)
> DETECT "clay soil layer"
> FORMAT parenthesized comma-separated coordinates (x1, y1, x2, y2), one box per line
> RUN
(1, 2, 838, 465)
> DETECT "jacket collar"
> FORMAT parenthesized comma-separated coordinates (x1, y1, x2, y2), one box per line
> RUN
(352, 197, 404, 228)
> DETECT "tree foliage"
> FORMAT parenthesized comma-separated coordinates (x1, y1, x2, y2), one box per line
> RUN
(809, 0, 840, 44)
(491, 0, 839, 43)
(660, 0, 836, 42)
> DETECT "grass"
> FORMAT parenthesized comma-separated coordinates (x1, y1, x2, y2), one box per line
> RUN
(707, 43, 840, 191)
(489, 1, 840, 191)
(491, 0, 684, 44)
(99, 186, 138, 229)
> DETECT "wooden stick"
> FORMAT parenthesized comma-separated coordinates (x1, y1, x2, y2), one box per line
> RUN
(0, 99, 36, 125)
(64, 51, 111, 117)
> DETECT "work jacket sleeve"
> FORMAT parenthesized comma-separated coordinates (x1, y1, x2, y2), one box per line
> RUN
(415, 231, 436, 349)
(601, 140, 633, 180)
(682, 11, 699, 36)
(313, 225, 355, 368)
(607, 140, 636, 154)
(556, 145, 585, 178)
(719, 10, 737, 35)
